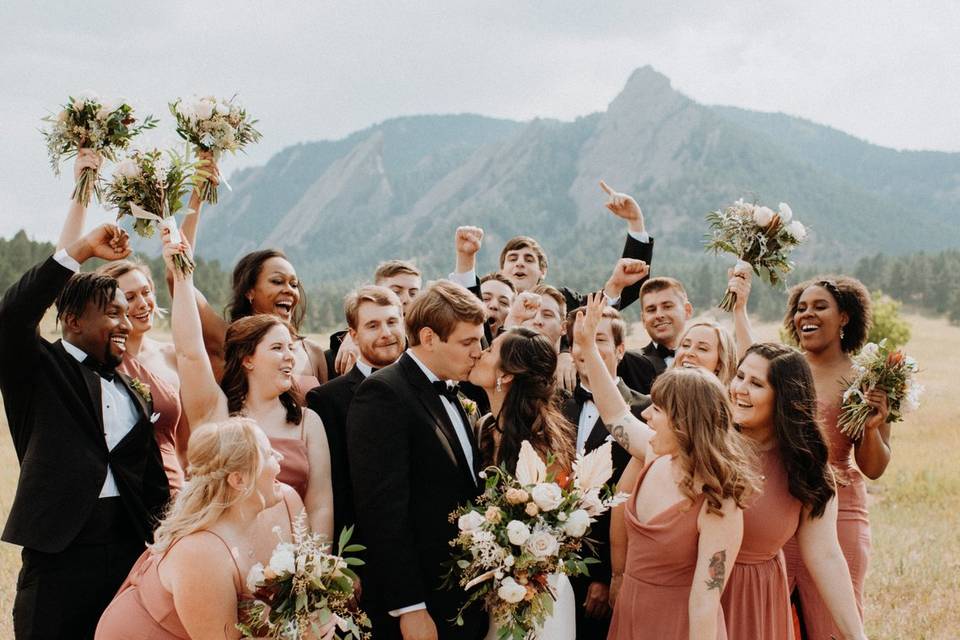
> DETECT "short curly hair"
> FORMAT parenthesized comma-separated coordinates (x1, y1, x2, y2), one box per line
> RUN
(784, 276, 871, 353)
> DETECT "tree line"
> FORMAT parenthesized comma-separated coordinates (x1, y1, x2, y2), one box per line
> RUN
(2, 229, 958, 332)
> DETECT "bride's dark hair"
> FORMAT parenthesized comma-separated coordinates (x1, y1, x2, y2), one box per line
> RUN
(484, 327, 575, 473)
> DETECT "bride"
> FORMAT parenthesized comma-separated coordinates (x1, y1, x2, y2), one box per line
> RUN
(468, 327, 577, 640)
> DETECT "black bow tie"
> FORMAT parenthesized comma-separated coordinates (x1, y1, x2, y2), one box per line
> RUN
(82, 355, 116, 382)
(653, 343, 675, 360)
(574, 385, 594, 406)
(432, 380, 461, 402)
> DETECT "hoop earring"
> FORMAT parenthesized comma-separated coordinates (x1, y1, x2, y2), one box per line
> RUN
(496, 377, 502, 393)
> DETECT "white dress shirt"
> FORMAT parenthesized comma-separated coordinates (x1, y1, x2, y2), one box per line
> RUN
(355, 359, 375, 378)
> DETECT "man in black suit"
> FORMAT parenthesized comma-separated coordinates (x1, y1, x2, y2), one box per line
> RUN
(562, 305, 649, 640)
(0, 224, 170, 639)
(307, 285, 405, 545)
(618, 276, 694, 394)
(347, 280, 487, 640)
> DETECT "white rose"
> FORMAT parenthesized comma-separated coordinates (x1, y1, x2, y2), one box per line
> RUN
(457, 510, 485, 532)
(778, 202, 793, 224)
(562, 509, 591, 538)
(496, 576, 527, 604)
(96, 100, 116, 121)
(525, 530, 560, 558)
(176, 101, 197, 122)
(506, 520, 531, 546)
(114, 158, 140, 179)
(193, 98, 215, 121)
(753, 206, 774, 227)
(531, 483, 563, 511)
(861, 343, 880, 358)
(245, 562, 265, 593)
(268, 545, 296, 575)
(786, 220, 806, 241)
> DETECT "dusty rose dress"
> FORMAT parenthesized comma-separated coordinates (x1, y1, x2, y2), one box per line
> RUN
(94, 530, 244, 639)
(270, 417, 310, 500)
(784, 402, 870, 639)
(118, 354, 185, 492)
(722, 447, 802, 639)
(608, 458, 724, 640)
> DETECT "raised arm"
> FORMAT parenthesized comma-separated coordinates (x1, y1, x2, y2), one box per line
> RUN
(796, 497, 868, 640)
(56, 150, 102, 250)
(303, 409, 335, 541)
(180, 149, 218, 249)
(163, 232, 228, 425)
(726, 264, 754, 361)
(599, 180, 653, 310)
(689, 499, 744, 640)
(573, 293, 654, 462)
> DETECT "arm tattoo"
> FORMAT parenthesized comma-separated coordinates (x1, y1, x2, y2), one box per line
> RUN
(705, 550, 726, 591)
(610, 420, 630, 451)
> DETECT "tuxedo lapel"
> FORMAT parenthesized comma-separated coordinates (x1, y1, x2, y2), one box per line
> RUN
(398, 355, 476, 486)
(53, 340, 103, 433)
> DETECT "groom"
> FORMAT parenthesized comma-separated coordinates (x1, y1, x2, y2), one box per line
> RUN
(0, 224, 170, 639)
(348, 280, 487, 640)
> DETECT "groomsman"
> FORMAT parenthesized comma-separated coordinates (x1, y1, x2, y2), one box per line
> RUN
(348, 280, 486, 640)
(478, 273, 515, 336)
(328, 260, 422, 375)
(0, 224, 170, 639)
(306, 285, 405, 546)
(618, 276, 693, 393)
(563, 306, 649, 640)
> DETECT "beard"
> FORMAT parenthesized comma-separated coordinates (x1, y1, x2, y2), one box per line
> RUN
(360, 341, 403, 368)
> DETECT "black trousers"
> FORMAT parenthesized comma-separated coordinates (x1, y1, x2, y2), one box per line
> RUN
(13, 498, 146, 640)
(571, 575, 613, 640)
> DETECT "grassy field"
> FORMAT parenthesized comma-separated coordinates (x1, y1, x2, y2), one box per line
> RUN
(0, 315, 957, 636)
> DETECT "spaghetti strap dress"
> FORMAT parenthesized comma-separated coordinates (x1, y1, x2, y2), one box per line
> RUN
(721, 446, 802, 639)
(269, 414, 310, 500)
(783, 402, 870, 639)
(607, 458, 723, 640)
(95, 530, 245, 639)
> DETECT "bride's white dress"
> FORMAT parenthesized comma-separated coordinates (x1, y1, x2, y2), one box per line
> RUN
(484, 573, 575, 640)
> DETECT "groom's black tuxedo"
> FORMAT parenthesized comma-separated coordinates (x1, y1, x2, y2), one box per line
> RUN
(0, 256, 170, 639)
(561, 379, 649, 640)
(347, 353, 485, 640)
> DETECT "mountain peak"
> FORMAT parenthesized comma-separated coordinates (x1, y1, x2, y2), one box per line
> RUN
(624, 65, 672, 92)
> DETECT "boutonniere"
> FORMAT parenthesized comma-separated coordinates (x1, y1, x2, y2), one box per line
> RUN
(129, 377, 152, 405)
(459, 396, 478, 418)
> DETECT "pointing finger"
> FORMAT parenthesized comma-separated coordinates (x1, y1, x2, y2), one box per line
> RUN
(599, 180, 615, 197)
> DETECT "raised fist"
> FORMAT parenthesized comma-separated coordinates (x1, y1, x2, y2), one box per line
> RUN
(455, 226, 484, 257)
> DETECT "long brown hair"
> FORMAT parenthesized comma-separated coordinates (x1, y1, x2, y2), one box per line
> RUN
(742, 343, 835, 518)
(651, 368, 760, 516)
(484, 327, 575, 473)
(220, 314, 302, 424)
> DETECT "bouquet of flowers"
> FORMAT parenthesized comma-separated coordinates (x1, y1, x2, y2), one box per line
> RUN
(103, 148, 195, 276)
(838, 339, 922, 440)
(168, 95, 262, 204)
(238, 514, 371, 640)
(42, 91, 158, 206)
(445, 441, 627, 640)
(704, 199, 808, 311)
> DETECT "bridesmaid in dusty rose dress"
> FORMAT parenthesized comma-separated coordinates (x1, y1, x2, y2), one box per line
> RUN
(730, 273, 890, 639)
(724, 343, 866, 639)
(96, 418, 337, 639)
(573, 295, 758, 639)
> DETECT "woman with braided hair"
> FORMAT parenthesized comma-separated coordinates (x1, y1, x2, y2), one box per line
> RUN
(96, 417, 338, 639)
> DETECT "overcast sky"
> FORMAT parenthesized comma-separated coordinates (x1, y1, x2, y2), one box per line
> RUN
(2, 1, 958, 241)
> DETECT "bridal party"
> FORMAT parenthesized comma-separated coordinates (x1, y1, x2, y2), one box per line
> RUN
(0, 91, 913, 640)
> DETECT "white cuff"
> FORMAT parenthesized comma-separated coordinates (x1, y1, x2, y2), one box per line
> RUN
(448, 269, 477, 289)
(627, 229, 650, 243)
(389, 602, 427, 617)
(53, 248, 81, 273)
(603, 292, 620, 307)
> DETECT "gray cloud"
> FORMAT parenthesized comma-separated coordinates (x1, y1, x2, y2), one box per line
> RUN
(1, 0, 958, 240)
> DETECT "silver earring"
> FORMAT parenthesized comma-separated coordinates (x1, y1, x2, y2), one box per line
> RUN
(840, 327, 845, 340)
(496, 377, 502, 393)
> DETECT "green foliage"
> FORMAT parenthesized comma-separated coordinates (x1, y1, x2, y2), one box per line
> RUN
(867, 291, 912, 349)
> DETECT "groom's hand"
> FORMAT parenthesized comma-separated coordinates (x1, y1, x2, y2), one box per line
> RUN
(400, 609, 438, 640)
(584, 581, 611, 617)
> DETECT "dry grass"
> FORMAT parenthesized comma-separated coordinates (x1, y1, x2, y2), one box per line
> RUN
(0, 316, 956, 636)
